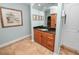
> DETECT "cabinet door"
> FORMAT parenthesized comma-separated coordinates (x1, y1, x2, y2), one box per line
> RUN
(51, 14, 56, 28)
(34, 29, 42, 44)
(41, 32, 47, 47)
(46, 33, 55, 51)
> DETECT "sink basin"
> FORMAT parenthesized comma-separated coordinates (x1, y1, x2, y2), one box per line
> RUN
(38, 29, 48, 31)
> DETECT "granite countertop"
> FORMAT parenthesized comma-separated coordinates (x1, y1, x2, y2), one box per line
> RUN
(37, 28, 55, 34)
(34, 26, 56, 34)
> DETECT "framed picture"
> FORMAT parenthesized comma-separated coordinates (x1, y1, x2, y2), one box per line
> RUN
(0, 7, 23, 28)
(33, 15, 35, 20)
(41, 16, 43, 20)
(41, 16, 44, 20)
(38, 15, 40, 20)
(40, 16, 42, 20)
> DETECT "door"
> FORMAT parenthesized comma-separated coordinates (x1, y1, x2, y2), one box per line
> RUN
(61, 4, 79, 51)
(41, 32, 47, 47)
(34, 29, 42, 44)
(46, 33, 55, 51)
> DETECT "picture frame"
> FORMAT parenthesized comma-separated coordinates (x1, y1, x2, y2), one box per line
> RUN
(32, 15, 44, 21)
(40, 16, 42, 20)
(38, 15, 40, 20)
(36, 15, 38, 20)
(33, 15, 37, 20)
(41, 16, 43, 20)
(42, 16, 44, 20)
(0, 7, 23, 28)
(35, 15, 37, 20)
(33, 15, 35, 20)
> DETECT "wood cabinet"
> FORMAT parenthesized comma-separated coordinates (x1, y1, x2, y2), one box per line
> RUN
(34, 29, 55, 52)
(34, 29, 42, 44)
(41, 32, 47, 47)
(46, 33, 55, 51)
(51, 14, 56, 28)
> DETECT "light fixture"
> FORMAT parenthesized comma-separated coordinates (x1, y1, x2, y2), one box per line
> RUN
(38, 4, 41, 6)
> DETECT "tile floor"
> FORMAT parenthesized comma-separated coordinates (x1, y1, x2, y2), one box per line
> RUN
(0, 37, 53, 55)
(60, 46, 78, 55)
(0, 37, 77, 55)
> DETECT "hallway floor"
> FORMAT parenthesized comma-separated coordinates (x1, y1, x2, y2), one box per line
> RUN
(0, 37, 77, 55)
(60, 46, 78, 55)
(0, 37, 53, 55)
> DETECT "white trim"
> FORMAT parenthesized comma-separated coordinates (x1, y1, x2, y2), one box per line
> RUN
(54, 3, 62, 54)
(62, 44, 79, 53)
(0, 34, 31, 48)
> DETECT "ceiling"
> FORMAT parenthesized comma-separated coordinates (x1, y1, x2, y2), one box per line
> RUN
(32, 3, 58, 11)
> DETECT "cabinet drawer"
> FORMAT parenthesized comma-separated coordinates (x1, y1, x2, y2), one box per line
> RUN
(48, 37, 54, 40)
(47, 33, 55, 39)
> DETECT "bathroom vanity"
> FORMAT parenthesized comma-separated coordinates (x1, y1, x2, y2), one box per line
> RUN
(34, 26, 56, 52)
(31, 3, 57, 52)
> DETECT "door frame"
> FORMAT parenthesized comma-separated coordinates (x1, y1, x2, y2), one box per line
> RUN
(54, 3, 63, 54)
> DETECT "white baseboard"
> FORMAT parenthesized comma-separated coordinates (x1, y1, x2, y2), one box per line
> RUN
(0, 34, 31, 48)
(61, 44, 79, 54)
